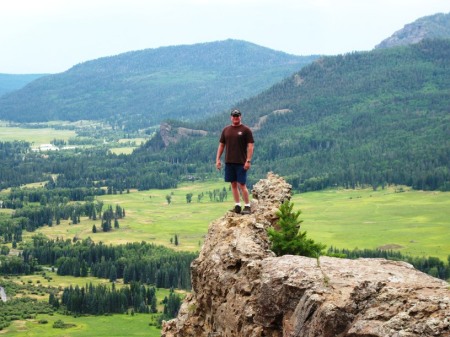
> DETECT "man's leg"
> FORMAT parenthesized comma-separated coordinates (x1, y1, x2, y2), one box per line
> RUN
(239, 183, 252, 215)
(239, 183, 250, 204)
(230, 181, 242, 213)
(231, 181, 240, 203)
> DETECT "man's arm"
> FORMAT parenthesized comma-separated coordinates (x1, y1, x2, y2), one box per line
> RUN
(244, 142, 254, 170)
(216, 142, 225, 170)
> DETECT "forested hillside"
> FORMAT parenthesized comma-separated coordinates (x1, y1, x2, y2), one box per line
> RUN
(1, 40, 448, 193)
(139, 39, 450, 191)
(0, 40, 318, 130)
(233, 39, 450, 190)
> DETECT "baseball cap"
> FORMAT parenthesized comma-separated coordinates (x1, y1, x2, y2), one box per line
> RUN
(230, 109, 241, 117)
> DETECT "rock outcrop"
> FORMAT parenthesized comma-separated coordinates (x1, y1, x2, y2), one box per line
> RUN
(160, 122, 208, 147)
(162, 173, 450, 337)
(375, 12, 450, 49)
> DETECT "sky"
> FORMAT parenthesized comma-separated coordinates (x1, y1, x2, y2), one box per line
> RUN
(1, 0, 449, 74)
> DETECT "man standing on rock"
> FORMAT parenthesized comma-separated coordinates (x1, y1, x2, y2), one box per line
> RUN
(216, 108, 254, 214)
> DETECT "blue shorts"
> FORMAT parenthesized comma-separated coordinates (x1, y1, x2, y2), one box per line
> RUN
(224, 163, 247, 184)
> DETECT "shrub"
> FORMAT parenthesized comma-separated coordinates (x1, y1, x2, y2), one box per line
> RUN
(53, 319, 65, 328)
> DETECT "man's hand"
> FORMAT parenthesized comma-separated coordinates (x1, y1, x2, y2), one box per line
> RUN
(244, 161, 251, 170)
(216, 143, 225, 171)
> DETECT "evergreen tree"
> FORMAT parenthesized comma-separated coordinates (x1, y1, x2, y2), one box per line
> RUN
(150, 295, 157, 313)
(109, 265, 118, 282)
(268, 200, 326, 257)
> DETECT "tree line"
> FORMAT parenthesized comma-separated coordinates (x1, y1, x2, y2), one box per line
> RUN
(53, 281, 159, 315)
(0, 255, 40, 275)
(0, 184, 125, 245)
(327, 247, 450, 281)
(0, 274, 182, 332)
(0, 215, 23, 244)
(1, 236, 195, 294)
(22, 235, 196, 290)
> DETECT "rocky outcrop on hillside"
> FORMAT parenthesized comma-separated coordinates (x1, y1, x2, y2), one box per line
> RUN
(376, 12, 450, 49)
(160, 122, 208, 147)
(162, 173, 450, 337)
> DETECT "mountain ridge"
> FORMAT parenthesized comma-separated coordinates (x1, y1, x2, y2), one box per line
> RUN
(376, 12, 450, 49)
(0, 39, 318, 130)
(0, 73, 47, 97)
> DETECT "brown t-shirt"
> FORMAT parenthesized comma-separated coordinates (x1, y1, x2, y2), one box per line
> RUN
(219, 124, 254, 164)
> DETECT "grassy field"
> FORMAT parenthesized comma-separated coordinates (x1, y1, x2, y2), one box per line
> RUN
(26, 179, 232, 252)
(4, 272, 183, 309)
(109, 147, 135, 155)
(25, 181, 450, 260)
(3, 312, 161, 337)
(13, 183, 449, 336)
(0, 124, 147, 153)
(3, 123, 449, 260)
(109, 137, 148, 154)
(0, 125, 76, 144)
(1, 272, 183, 336)
(295, 186, 450, 260)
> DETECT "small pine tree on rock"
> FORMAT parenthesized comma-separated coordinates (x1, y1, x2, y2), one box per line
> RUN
(268, 200, 326, 257)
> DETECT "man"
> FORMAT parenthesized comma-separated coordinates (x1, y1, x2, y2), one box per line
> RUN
(216, 108, 254, 214)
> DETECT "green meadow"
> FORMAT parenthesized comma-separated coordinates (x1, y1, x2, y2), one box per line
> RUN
(0, 124, 147, 153)
(7, 123, 448, 261)
(27, 179, 232, 252)
(295, 186, 450, 260)
(4, 312, 161, 337)
(26, 181, 450, 260)
(109, 138, 148, 154)
(4, 271, 183, 309)
(0, 272, 183, 336)
(0, 125, 76, 144)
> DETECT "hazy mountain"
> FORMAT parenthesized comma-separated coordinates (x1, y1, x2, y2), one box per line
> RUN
(375, 12, 450, 49)
(0, 40, 319, 130)
(0, 73, 47, 97)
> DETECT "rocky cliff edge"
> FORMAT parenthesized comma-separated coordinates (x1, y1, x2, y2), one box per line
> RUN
(162, 172, 450, 337)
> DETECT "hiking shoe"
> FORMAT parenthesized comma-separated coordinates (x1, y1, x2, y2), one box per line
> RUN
(232, 205, 241, 214)
(241, 206, 251, 215)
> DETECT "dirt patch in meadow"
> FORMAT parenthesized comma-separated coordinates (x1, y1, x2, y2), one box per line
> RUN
(13, 320, 27, 331)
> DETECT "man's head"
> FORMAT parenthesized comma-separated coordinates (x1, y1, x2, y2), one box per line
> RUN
(230, 109, 242, 125)
(230, 109, 241, 117)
